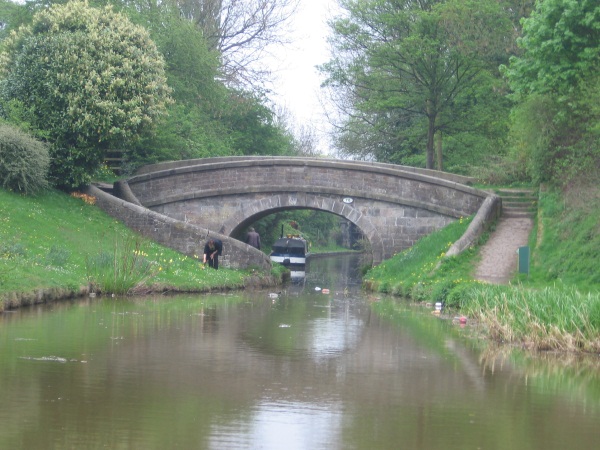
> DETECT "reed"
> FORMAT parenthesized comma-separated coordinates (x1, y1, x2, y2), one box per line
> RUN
(85, 234, 157, 295)
(461, 284, 600, 352)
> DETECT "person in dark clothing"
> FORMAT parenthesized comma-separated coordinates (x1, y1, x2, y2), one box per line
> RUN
(203, 238, 222, 269)
(245, 227, 261, 250)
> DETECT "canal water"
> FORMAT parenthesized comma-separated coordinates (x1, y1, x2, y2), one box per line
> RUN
(1, 254, 599, 449)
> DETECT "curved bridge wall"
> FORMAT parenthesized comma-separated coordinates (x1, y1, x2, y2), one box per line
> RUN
(125, 157, 488, 265)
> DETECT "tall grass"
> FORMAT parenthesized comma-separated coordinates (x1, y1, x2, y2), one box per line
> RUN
(461, 285, 600, 352)
(85, 235, 157, 295)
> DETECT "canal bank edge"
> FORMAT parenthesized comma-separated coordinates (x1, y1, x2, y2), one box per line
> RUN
(1, 184, 499, 313)
(0, 271, 282, 313)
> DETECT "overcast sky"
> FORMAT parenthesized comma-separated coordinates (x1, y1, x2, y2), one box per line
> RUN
(265, 0, 341, 155)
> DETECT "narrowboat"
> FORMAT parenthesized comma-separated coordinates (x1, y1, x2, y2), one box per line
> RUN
(270, 234, 308, 280)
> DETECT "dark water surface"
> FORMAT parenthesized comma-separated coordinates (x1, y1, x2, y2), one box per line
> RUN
(1, 255, 599, 449)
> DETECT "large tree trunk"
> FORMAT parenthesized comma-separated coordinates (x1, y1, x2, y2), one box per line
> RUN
(426, 115, 435, 169)
(435, 130, 443, 172)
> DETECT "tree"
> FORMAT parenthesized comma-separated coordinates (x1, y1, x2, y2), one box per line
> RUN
(98, 1, 299, 169)
(504, 0, 600, 98)
(118, 3, 237, 167)
(321, 0, 513, 170)
(221, 89, 295, 156)
(0, 1, 171, 188)
(175, 0, 299, 88)
(503, 0, 600, 184)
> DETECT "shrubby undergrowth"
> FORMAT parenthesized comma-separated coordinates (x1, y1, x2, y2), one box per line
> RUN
(0, 123, 49, 194)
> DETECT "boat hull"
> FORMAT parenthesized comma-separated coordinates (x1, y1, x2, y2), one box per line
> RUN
(270, 236, 308, 280)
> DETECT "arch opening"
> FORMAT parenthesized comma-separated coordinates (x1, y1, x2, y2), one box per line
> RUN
(229, 206, 370, 264)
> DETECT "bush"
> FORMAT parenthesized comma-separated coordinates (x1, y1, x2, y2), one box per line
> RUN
(0, 124, 49, 194)
(0, 1, 172, 189)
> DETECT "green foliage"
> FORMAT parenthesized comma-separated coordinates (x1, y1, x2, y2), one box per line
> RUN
(119, 7, 295, 170)
(504, 0, 600, 98)
(503, 0, 600, 185)
(322, 0, 513, 169)
(506, 94, 558, 183)
(0, 1, 172, 189)
(251, 209, 343, 254)
(0, 123, 49, 194)
(222, 90, 295, 157)
(120, 6, 234, 168)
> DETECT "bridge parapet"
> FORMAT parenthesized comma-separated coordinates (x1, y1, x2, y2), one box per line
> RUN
(85, 184, 271, 271)
(123, 157, 489, 265)
(133, 156, 475, 185)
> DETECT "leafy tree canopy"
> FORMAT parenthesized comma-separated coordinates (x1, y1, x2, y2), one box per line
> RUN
(504, 0, 600, 97)
(321, 0, 513, 169)
(0, 0, 172, 188)
(503, 0, 600, 185)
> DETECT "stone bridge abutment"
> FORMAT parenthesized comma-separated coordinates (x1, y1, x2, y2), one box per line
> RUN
(100, 157, 496, 267)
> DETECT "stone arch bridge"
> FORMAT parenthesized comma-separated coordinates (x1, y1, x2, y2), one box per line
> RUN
(95, 157, 495, 270)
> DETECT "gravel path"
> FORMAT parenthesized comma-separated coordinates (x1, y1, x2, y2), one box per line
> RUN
(474, 217, 534, 284)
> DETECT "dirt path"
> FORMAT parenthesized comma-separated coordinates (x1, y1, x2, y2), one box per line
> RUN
(474, 217, 534, 284)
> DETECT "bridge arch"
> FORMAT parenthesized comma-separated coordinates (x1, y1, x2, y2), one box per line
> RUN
(224, 193, 384, 263)
(122, 157, 488, 266)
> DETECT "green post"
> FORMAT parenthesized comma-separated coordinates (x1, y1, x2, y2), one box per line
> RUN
(517, 246, 530, 275)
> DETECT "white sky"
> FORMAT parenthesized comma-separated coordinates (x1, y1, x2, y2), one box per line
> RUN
(265, 0, 341, 155)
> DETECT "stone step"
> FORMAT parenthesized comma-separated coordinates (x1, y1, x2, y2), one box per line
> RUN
(503, 208, 536, 219)
(495, 188, 537, 195)
(504, 200, 537, 207)
(493, 188, 538, 220)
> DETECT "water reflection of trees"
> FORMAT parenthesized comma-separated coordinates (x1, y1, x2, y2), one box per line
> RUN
(479, 344, 600, 412)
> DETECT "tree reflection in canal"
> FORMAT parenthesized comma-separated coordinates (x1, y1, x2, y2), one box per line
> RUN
(0, 254, 599, 449)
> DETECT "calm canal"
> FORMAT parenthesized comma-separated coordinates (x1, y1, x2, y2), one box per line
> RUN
(1, 254, 599, 449)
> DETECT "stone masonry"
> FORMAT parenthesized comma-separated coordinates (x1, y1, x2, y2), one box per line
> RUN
(119, 157, 492, 265)
(85, 184, 271, 270)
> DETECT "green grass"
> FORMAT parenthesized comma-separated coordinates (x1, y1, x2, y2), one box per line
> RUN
(363, 215, 483, 303)
(363, 185, 600, 353)
(525, 189, 600, 289)
(0, 188, 267, 307)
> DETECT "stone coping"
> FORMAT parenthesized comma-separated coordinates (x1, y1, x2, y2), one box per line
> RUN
(132, 156, 477, 192)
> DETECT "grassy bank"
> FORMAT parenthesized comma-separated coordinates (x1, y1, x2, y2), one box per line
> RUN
(364, 186, 600, 353)
(0, 189, 278, 311)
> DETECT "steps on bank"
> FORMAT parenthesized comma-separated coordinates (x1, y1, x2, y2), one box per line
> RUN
(475, 187, 538, 284)
(495, 188, 538, 219)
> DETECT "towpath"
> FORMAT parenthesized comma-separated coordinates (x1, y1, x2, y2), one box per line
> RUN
(473, 188, 537, 284)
